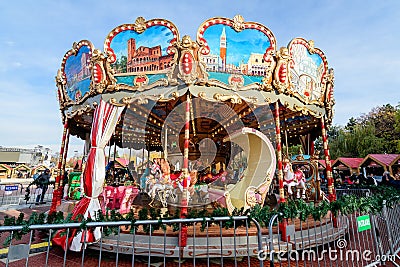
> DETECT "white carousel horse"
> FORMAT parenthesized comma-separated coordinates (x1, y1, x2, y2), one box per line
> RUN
(147, 160, 177, 207)
(283, 161, 306, 198)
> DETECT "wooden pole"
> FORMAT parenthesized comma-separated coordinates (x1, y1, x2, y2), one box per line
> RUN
(107, 142, 111, 164)
(50, 121, 69, 213)
(164, 124, 168, 160)
(59, 129, 70, 190)
(321, 117, 336, 202)
(274, 102, 285, 203)
(128, 148, 132, 168)
(179, 92, 191, 248)
(141, 148, 145, 174)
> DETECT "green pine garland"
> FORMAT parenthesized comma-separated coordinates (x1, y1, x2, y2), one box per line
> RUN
(1, 186, 399, 246)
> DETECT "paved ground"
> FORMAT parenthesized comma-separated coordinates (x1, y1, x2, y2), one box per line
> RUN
(0, 203, 50, 222)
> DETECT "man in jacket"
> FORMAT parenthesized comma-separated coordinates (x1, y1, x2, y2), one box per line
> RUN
(35, 169, 51, 204)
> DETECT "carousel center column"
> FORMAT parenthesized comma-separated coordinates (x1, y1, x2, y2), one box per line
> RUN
(179, 92, 191, 248)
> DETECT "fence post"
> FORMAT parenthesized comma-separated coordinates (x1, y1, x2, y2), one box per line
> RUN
(370, 213, 384, 265)
(381, 200, 395, 256)
(268, 214, 279, 267)
(250, 218, 264, 267)
(279, 218, 288, 242)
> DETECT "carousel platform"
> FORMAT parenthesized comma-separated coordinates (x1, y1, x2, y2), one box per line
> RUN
(88, 213, 348, 258)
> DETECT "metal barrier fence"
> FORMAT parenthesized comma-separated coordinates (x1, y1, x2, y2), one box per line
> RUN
(24, 183, 55, 205)
(335, 188, 371, 199)
(373, 200, 400, 266)
(266, 202, 400, 266)
(0, 183, 25, 206)
(0, 195, 399, 266)
(0, 216, 264, 267)
(0, 182, 55, 207)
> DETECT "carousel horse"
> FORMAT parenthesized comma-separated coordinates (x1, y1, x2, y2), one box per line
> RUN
(145, 160, 163, 190)
(147, 159, 176, 207)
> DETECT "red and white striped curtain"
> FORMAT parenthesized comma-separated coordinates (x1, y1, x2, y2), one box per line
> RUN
(53, 98, 124, 251)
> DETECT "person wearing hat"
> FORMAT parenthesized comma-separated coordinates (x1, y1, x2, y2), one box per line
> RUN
(35, 169, 51, 204)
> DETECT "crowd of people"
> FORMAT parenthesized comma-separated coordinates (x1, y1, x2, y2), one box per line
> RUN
(333, 170, 400, 189)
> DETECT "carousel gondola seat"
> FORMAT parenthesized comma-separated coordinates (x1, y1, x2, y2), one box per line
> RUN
(113, 186, 126, 209)
(119, 186, 139, 214)
(103, 186, 116, 210)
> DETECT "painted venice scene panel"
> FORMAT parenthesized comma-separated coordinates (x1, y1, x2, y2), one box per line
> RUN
(64, 45, 92, 102)
(108, 25, 176, 86)
(200, 23, 274, 86)
(289, 40, 327, 103)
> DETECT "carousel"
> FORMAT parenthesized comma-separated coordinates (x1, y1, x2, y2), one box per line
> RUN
(50, 15, 336, 255)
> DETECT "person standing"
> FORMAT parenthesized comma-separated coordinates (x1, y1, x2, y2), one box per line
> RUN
(36, 169, 51, 204)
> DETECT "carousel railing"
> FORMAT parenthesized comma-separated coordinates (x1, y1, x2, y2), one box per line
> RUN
(335, 187, 372, 199)
(0, 216, 264, 267)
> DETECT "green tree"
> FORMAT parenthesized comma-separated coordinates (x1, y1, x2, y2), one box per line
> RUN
(344, 117, 357, 133)
(358, 104, 399, 153)
(326, 104, 400, 159)
(120, 56, 127, 73)
(394, 103, 400, 151)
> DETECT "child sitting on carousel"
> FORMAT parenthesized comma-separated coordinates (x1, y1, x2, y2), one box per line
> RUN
(283, 158, 306, 199)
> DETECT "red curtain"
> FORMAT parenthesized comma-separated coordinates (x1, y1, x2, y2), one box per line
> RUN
(53, 98, 124, 251)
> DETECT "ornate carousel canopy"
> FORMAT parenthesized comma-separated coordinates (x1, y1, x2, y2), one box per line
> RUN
(55, 15, 335, 151)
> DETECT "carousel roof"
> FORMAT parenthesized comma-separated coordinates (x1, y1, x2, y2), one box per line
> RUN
(55, 15, 335, 149)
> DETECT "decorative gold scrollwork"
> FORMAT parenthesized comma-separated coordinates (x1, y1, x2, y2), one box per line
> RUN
(261, 47, 276, 91)
(66, 105, 94, 119)
(197, 91, 206, 99)
(307, 40, 315, 54)
(177, 35, 198, 85)
(324, 68, 335, 124)
(133, 17, 147, 34)
(232, 15, 245, 32)
(213, 93, 242, 104)
(109, 98, 125, 107)
(273, 47, 292, 94)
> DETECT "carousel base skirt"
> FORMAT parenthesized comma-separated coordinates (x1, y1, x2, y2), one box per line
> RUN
(88, 214, 348, 258)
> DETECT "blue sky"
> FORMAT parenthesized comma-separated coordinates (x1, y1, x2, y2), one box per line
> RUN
(0, 0, 399, 154)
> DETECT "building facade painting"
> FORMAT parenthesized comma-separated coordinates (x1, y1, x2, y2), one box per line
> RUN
(288, 39, 328, 103)
(64, 45, 92, 102)
(108, 25, 176, 80)
(198, 21, 276, 86)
